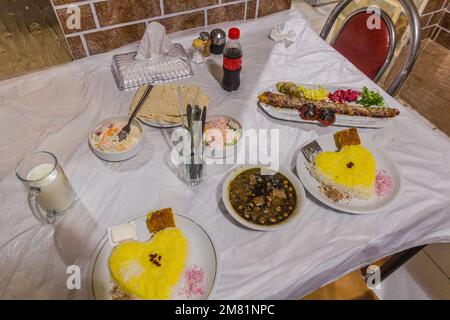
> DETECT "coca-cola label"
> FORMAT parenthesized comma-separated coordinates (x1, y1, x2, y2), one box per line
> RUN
(223, 56, 242, 71)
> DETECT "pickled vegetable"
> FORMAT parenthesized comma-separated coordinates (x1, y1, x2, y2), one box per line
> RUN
(277, 82, 329, 101)
(328, 89, 360, 103)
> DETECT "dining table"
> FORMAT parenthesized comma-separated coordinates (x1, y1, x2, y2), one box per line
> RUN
(1, 8, 450, 300)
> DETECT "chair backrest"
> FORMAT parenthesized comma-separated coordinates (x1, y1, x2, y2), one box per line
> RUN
(320, 0, 421, 95)
(331, 9, 395, 82)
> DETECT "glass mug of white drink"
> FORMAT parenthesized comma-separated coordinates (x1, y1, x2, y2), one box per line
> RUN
(16, 151, 78, 224)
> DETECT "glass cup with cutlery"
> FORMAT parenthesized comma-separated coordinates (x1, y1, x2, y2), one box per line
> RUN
(177, 85, 207, 186)
(16, 151, 78, 224)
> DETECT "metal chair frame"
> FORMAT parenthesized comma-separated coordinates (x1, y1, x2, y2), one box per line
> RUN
(304, 0, 340, 7)
(320, 0, 421, 95)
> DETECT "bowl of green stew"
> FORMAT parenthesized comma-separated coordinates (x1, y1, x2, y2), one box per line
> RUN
(222, 165, 306, 231)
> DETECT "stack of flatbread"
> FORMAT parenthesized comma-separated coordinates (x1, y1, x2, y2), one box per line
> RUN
(129, 84, 210, 124)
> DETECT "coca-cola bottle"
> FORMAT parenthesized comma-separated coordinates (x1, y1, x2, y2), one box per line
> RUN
(222, 28, 242, 92)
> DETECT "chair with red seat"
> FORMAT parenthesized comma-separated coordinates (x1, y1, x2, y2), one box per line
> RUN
(320, 0, 421, 95)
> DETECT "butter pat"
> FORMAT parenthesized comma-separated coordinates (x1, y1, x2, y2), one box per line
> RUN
(108, 223, 137, 246)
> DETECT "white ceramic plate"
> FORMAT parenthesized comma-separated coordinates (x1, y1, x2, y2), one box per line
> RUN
(258, 84, 394, 128)
(222, 165, 306, 231)
(89, 213, 218, 300)
(89, 116, 144, 161)
(295, 133, 401, 214)
(138, 117, 181, 128)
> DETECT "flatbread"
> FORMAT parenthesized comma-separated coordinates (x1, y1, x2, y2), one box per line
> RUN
(130, 84, 210, 124)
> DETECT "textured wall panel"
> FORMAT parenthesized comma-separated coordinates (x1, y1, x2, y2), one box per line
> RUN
(0, 0, 72, 79)
(51, 0, 293, 59)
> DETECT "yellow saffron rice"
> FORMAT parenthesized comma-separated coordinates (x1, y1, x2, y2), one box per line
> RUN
(314, 145, 376, 199)
(109, 228, 188, 300)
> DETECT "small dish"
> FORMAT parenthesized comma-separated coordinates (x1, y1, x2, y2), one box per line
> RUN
(203, 114, 242, 159)
(89, 116, 144, 162)
(222, 165, 306, 231)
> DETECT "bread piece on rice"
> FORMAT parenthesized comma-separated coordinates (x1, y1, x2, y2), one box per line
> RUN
(146, 208, 176, 234)
(333, 128, 361, 149)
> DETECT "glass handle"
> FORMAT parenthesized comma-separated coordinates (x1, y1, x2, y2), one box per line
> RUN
(28, 187, 55, 224)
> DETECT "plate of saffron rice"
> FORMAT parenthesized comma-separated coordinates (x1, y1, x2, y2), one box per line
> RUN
(89, 211, 218, 300)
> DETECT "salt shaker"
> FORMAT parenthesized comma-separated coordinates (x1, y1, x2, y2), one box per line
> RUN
(191, 38, 204, 64)
(210, 28, 226, 55)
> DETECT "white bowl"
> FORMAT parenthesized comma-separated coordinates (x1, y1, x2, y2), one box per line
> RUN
(203, 114, 242, 159)
(89, 116, 144, 162)
(222, 165, 306, 231)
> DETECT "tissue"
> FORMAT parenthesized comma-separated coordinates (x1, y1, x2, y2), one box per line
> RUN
(135, 22, 173, 60)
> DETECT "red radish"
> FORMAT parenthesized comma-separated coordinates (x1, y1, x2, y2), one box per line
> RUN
(328, 89, 360, 103)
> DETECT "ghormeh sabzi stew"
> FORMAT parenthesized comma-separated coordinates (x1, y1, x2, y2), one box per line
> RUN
(228, 168, 297, 225)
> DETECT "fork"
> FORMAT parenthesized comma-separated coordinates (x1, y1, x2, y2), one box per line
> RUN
(118, 84, 153, 142)
(301, 140, 322, 162)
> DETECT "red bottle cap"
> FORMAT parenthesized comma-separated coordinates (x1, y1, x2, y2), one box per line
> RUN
(228, 28, 240, 40)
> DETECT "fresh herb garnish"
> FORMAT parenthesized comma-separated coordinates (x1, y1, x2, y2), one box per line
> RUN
(357, 86, 384, 107)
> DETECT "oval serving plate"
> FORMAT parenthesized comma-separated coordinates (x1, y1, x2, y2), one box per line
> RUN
(89, 213, 218, 300)
(258, 84, 394, 129)
(295, 133, 401, 214)
(222, 165, 306, 231)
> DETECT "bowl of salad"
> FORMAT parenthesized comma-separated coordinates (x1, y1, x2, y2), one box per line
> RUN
(89, 116, 144, 162)
(203, 115, 242, 159)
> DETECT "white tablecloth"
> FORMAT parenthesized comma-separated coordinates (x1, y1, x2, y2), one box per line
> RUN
(1, 8, 449, 299)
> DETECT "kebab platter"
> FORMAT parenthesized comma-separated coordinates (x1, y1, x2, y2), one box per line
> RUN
(257, 82, 400, 128)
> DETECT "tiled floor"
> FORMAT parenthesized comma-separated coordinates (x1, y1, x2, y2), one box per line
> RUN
(303, 249, 450, 300)
(302, 269, 378, 300)
(395, 40, 450, 136)
(373, 249, 450, 300)
(295, 0, 450, 300)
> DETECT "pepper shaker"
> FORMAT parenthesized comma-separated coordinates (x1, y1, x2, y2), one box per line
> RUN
(210, 28, 226, 55)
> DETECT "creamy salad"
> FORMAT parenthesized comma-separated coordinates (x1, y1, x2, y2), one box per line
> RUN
(92, 121, 141, 153)
(204, 118, 241, 149)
